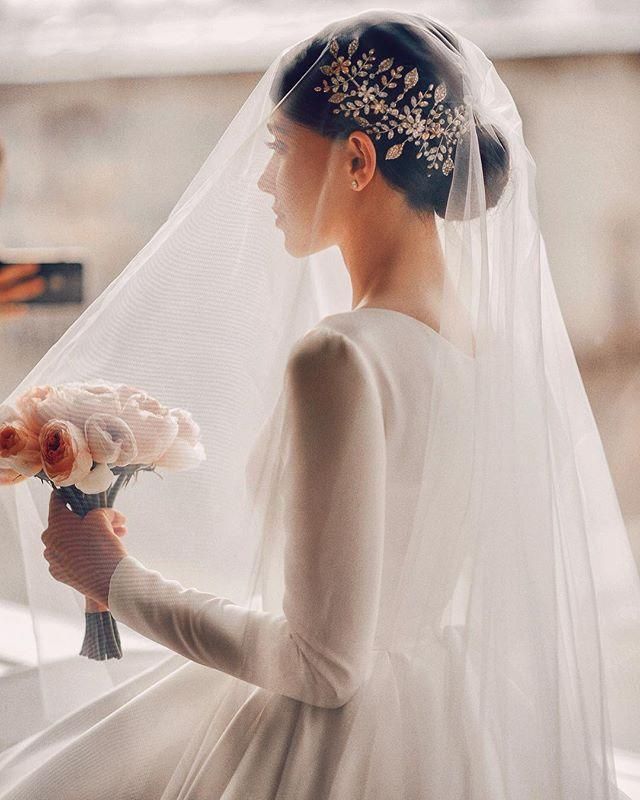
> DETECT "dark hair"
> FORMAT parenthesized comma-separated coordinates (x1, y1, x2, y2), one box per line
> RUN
(270, 11, 510, 220)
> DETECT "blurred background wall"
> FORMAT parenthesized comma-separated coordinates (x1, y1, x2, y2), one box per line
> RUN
(0, 2, 638, 619)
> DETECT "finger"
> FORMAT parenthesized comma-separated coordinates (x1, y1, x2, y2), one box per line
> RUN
(85, 507, 110, 523)
(106, 509, 126, 525)
(48, 492, 73, 522)
(0, 276, 46, 303)
(49, 492, 66, 512)
(113, 525, 127, 538)
(48, 561, 64, 581)
(0, 263, 38, 287)
(0, 303, 28, 319)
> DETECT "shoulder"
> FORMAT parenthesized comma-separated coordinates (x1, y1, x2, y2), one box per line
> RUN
(285, 321, 379, 410)
(287, 320, 366, 381)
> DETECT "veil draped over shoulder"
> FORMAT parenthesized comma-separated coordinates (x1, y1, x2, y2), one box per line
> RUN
(0, 9, 639, 799)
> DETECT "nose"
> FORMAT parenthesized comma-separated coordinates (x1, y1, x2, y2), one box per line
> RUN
(257, 158, 275, 197)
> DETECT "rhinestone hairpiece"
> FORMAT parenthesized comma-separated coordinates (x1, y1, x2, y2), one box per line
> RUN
(313, 37, 470, 177)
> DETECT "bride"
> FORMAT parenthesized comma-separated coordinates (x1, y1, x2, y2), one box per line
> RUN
(0, 9, 639, 799)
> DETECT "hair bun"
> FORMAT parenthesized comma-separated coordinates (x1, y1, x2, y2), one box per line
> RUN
(431, 114, 510, 220)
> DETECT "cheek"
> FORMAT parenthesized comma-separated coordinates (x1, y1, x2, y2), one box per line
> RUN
(275, 156, 304, 211)
(278, 155, 327, 225)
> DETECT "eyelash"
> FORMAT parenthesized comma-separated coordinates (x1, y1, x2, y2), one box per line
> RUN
(265, 139, 286, 153)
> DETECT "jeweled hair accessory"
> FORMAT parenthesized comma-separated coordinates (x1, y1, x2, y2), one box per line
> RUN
(313, 37, 470, 177)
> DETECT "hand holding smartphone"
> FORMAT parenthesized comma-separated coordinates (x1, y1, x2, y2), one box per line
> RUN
(0, 248, 84, 317)
(0, 263, 47, 317)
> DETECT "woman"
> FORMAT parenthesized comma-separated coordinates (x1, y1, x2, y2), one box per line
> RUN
(0, 9, 639, 799)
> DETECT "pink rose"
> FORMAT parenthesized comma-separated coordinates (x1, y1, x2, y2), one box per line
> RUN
(84, 413, 138, 467)
(17, 382, 123, 433)
(39, 419, 93, 488)
(170, 408, 200, 446)
(58, 383, 122, 427)
(156, 408, 205, 471)
(114, 384, 141, 404)
(15, 385, 63, 432)
(120, 393, 178, 464)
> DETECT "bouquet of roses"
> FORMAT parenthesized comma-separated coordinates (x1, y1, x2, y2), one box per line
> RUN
(0, 381, 205, 660)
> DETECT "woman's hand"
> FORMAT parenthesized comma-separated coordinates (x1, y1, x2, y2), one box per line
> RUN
(41, 493, 129, 608)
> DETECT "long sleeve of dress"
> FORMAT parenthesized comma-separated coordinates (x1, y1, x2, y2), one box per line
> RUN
(107, 327, 387, 709)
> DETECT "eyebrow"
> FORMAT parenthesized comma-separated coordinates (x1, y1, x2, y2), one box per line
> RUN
(266, 121, 290, 136)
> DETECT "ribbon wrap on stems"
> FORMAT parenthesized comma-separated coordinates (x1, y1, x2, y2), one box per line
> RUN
(36, 464, 158, 660)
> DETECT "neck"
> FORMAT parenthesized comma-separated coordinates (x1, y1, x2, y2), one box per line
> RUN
(339, 192, 446, 321)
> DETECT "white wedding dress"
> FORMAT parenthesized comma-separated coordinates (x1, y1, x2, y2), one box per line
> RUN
(0, 307, 617, 799)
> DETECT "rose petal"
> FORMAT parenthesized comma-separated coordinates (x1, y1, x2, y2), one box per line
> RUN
(75, 462, 115, 494)
(84, 413, 138, 467)
(39, 419, 93, 488)
(156, 439, 206, 471)
(0, 466, 28, 485)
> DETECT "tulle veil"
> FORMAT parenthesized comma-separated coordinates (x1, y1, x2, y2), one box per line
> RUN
(0, 9, 639, 798)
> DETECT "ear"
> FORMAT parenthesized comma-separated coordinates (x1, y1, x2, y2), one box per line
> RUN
(346, 131, 377, 189)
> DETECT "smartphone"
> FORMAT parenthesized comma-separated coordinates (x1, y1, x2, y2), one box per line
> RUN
(0, 247, 85, 305)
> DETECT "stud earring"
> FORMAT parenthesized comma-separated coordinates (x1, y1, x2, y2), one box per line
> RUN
(351, 180, 358, 189)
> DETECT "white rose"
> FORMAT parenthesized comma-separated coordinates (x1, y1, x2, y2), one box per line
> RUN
(75, 462, 115, 494)
(84, 413, 138, 467)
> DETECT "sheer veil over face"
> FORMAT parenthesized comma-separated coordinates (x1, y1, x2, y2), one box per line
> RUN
(0, 9, 639, 799)
(257, 113, 342, 256)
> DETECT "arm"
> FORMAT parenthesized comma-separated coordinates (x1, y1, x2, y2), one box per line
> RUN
(108, 328, 387, 709)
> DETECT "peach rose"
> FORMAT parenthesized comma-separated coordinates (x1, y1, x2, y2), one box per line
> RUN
(39, 419, 93, 488)
(0, 416, 42, 477)
(156, 408, 205, 471)
(0, 466, 28, 485)
(84, 413, 138, 467)
(120, 393, 179, 464)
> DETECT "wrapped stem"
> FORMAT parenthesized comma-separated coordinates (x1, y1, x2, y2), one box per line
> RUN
(35, 464, 160, 661)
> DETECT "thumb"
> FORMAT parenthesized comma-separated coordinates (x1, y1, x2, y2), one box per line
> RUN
(49, 491, 65, 510)
(85, 507, 114, 526)
(49, 491, 72, 517)
(102, 508, 125, 523)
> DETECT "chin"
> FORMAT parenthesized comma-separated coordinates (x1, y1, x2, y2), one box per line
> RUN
(279, 230, 312, 259)
(284, 241, 310, 259)
(277, 220, 327, 259)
